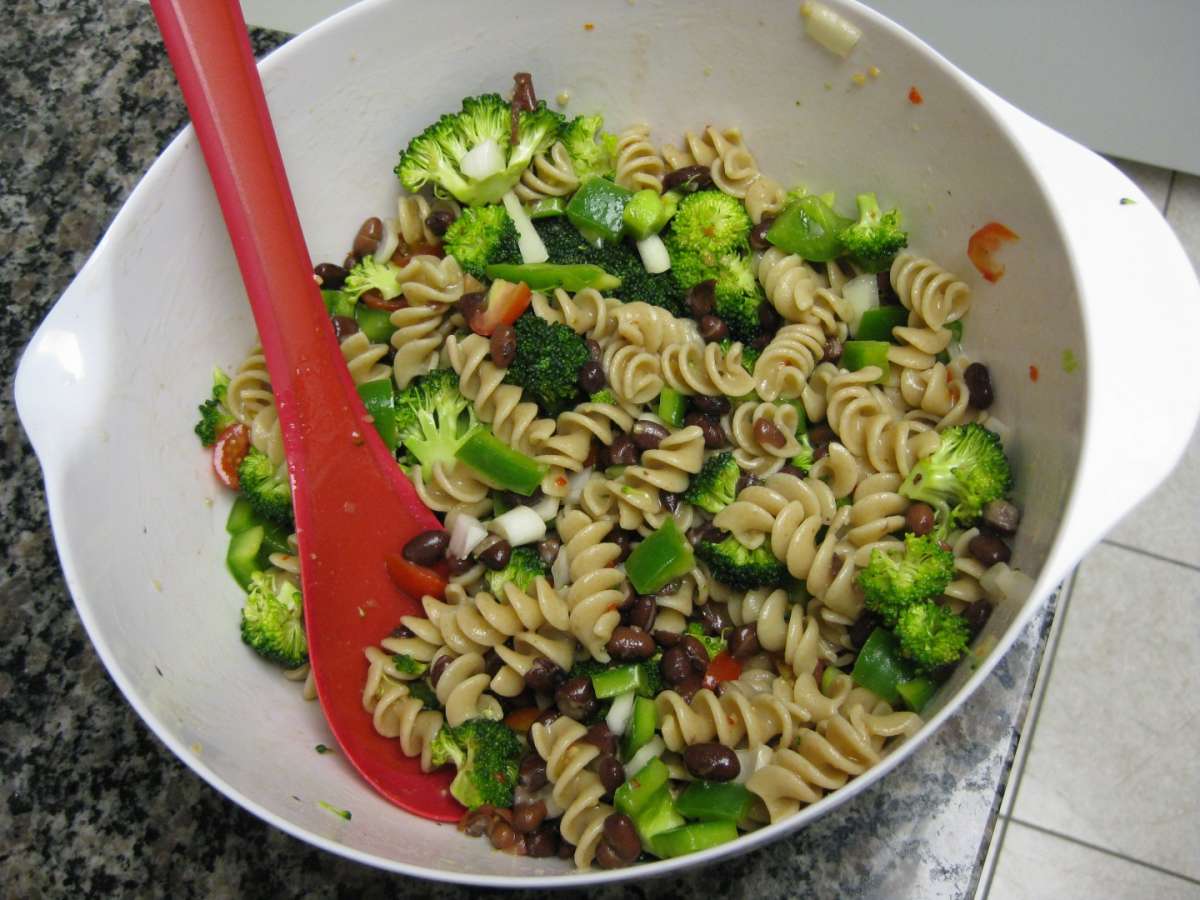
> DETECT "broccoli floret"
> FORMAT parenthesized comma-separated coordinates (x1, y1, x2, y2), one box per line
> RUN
(396, 94, 562, 206)
(790, 432, 815, 474)
(899, 424, 1013, 529)
(560, 114, 617, 182)
(407, 678, 440, 711)
(894, 601, 970, 671)
(343, 256, 406, 301)
(696, 535, 787, 590)
(683, 451, 741, 515)
(485, 545, 549, 597)
(194, 367, 235, 446)
(838, 193, 908, 273)
(638, 652, 665, 698)
(442, 205, 522, 279)
(393, 654, 428, 677)
(667, 191, 752, 260)
(713, 255, 765, 342)
(685, 622, 727, 659)
(237, 448, 293, 525)
(534, 216, 596, 263)
(505, 313, 590, 415)
(394, 368, 480, 481)
(589, 388, 619, 405)
(858, 533, 956, 626)
(719, 338, 760, 374)
(241, 572, 307, 667)
(568, 657, 609, 682)
(429, 718, 523, 809)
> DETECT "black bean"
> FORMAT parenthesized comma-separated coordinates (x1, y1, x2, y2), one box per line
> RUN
(686, 279, 717, 318)
(489, 819, 518, 851)
(390, 623, 414, 638)
(558, 839, 575, 859)
(631, 420, 669, 450)
(759, 300, 782, 333)
(751, 331, 774, 352)
(610, 530, 636, 564)
(674, 673, 704, 702)
(727, 623, 760, 660)
(962, 598, 993, 637)
(606, 433, 638, 467)
(446, 554, 474, 576)
(822, 339, 843, 364)
(697, 602, 731, 637)
(483, 649, 504, 677)
(691, 394, 730, 416)
(607, 625, 657, 661)
(749, 215, 776, 251)
(457, 290, 485, 324)
(585, 338, 602, 361)
(598, 754, 626, 795)
(654, 629, 682, 648)
(877, 270, 900, 305)
(579, 359, 606, 394)
(685, 412, 725, 449)
(964, 363, 995, 410)
(983, 499, 1021, 534)
(808, 423, 836, 449)
(402, 529, 449, 565)
(430, 654, 450, 687)
(342, 252, 358, 271)
(905, 503, 936, 536)
(969, 532, 1011, 566)
(848, 612, 880, 650)
(603, 813, 642, 862)
(330, 315, 359, 340)
(490, 324, 517, 368)
(660, 644, 693, 685)
(511, 799, 546, 834)
(477, 539, 512, 571)
(352, 216, 384, 258)
(537, 536, 562, 566)
(813, 444, 829, 461)
(584, 723, 619, 757)
(628, 595, 658, 632)
(533, 708, 560, 731)
(699, 314, 729, 342)
(555, 676, 598, 721)
(663, 165, 714, 193)
(525, 824, 559, 858)
(524, 656, 566, 693)
(661, 491, 681, 514)
(753, 417, 787, 448)
(461, 806, 494, 837)
(595, 839, 628, 869)
(511, 71, 537, 113)
(314, 262, 349, 288)
(736, 473, 761, 494)
(683, 743, 740, 781)
(424, 208, 455, 238)
(778, 464, 808, 479)
(679, 635, 710, 672)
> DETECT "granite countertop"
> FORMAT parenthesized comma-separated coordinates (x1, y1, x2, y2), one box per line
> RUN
(0, 2, 1053, 896)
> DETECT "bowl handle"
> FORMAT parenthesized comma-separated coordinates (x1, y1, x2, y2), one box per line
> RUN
(979, 87, 1200, 576)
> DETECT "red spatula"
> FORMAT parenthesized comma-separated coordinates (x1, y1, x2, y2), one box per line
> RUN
(151, 0, 460, 821)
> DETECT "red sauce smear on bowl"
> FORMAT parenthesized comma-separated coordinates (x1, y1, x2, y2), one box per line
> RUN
(968, 221, 1020, 283)
(1029, 364, 1040, 383)
(908, 86, 924, 104)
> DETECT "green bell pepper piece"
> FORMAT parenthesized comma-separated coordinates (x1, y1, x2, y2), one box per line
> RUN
(650, 821, 739, 858)
(633, 786, 686, 849)
(321, 288, 357, 319)
(854, 306, 909, 342)
(455, 429, 547, 496)
(354, 303, 395, 344)
(657, 387, 687, 428)
(566, 177, 633, 244)
(897, 676, 936, 713)
(356, 378, 399, 453)
(615, 758, 670, 819)
(674, 781, 755, 822)
(226, 526, 264, 590)
(225, 497, 258, 535)
(841, 340, 891, 382)
(625, 517, 694, 594)
(623, 189, 678, 239)
(483, 263, 621, 292)
(820, 664, 843, 695)
(620, 695, 657, 760)
(852, 628, 917, 706)
(766, 195, 852, 261)
(592, 665, 647, 700)
(529, 196, 567, 219)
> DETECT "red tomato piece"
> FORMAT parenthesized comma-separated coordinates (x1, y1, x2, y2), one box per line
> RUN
(212, 423, 250, 489)
(503, 707, 542, 733)
(908, 86, 924, 105)
(967, 221, 1020, 283)
(469, 279, 532, 336)
(704, 651, 742, 688)
(385, 553, 447, 599)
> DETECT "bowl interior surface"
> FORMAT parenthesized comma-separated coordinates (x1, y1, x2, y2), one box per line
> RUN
(18, 0, 1085, 885)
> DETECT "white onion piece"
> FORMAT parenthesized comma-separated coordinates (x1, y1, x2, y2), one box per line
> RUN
(502, 191, 549, 263)
(801, 1, 862, 58)
(488, 506, 546, 546)
(626, 736, 666, 777)
(980, 563, 1034, 604)
(565, 467, 593, 505)
(606, 690, 637, 736)
(448, 513, 487, 559)
(460, 138, 505, 180)
(551, 547, 570, 588)
(373, 218, 400, 265)
(636, 234, 671, 273)
(843, 273, 880, 336)
(530, 493, 560, 521)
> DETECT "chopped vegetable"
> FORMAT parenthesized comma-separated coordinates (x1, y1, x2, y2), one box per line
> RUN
(683, 451, 740, 515)
(455, 429, 547, 496)
(842, 272, 881, 336)
(357, 379, 400, 452)
(838, 193, 908, 273)
(650, 821, 738, 858)
(566, 176, 633, 243)
(801, 1, 862, 58)
(696, 534, 787, 590)
(657, 387, 687, 428)
(615, 757, 670, 819)
(237, 448, 293, 526)
(625, 518, 695, 594)
(674, 781, 755, 822)
(212, 423, 251, 490)
(899, 423, 1013, 529)
(394, 369, 480, 481)
(623, 189, 678, 239)
(502, 191, 549, 263)
(488, 506, 547, 546)
(636, 234, 672, 274)
(194, 367, 234, 446)
(483, 262, 620, 292)
(317, 801, 352, 821)
(503, 312, 591, 415)
(850, 627, 913, 705)
(385, 553, 447, 599)
(530, 196, 568, 218)
(858, 533, 956, 625)
(841, 340, 891, 382)
(442, 204, 522, 279)
(559, 114, 618, 182)
(967, 221, 1019, 283)
(429, 718, 523, 809)
(354, 303, 396, 343)
(240, 571, 307, 667)
(620, 695, 657, 759)
(895, 601, 970, 671)
(469, 279, 532, 336)
(854, 306, 909, 342)
(484, 545, 548, 596)
(766, 194, 852, 262)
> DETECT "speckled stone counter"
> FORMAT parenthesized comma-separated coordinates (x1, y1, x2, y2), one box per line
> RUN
(0, 2, 1053, 896)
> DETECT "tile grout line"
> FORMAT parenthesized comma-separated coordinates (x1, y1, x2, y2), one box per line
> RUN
(977, 570, 1079, 900)
(1162, 170, 1178, 215)
(1008, 816, 1200, 887)
(1100, 538, 1200, 574)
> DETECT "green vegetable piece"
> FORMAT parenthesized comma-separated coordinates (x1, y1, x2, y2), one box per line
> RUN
(625, 517, 695, 594)
(356, 378, 399, 453)
(428, 718, 523, 809)
(854, 306, 909, 342)
(620, 696, 657, 760)
(321, 289, 357, 319)
(766, 195, 852, 261)
(456, 428, 547, 496)
(899, 423, 1012, 529)
(695, 533, 787, 590)
(624, 189, 676, 239)
(897, 676, 936, 712)
(650, 820, 739, 858)
(685, 622, 726, 660)
(241, 572, 307, 667)
(838, 193, 908, 273)
(484, 545, 548, 597)
(395, 369, 481, 481)
(851, 628, 915, 705)
(592, 664, 647, 699)
(560, 114, 618, 182)
(657, 387, 686, 428)
(257, 518, 292, 563)
(484, 262, 621, 292)
(226, 526, 264, 590)
(858, 533, 956, 625)
(820, 664, 843, 695)
(615, 758, 670, 818)
(674, 781, 755, 822)
(317, 800, 352, 821)
(442, 205, 522, 279)
(225, 497, 259, 535)
(895, 601, 970, 672)
(841, 340, 891, 382)
(492, 493, 512, 518)
(633, 786, 686, 849)
(566, 177, 633, 243)
(354, 303, 396, 344)
(683, 452, 740, 516)
(505, 313, 591, 416)
(530, 196, 568, 219)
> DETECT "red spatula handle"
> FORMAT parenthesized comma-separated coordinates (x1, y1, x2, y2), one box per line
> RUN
(151, 0, 459, 821)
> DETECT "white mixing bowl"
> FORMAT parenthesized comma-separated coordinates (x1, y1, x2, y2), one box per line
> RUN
(15, 0, 1200, 888)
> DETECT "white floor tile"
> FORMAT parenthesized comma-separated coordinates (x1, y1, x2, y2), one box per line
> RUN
(989, 820, 1200, 900)
(1106, 418, 1200, 567)
(1012, 545, 1200, 880)
(1166, 172, 1200, 276)
(1105, 157, 1174, 212)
